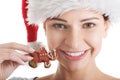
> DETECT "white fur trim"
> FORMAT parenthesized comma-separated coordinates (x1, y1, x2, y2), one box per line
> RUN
(28, 41, 45, 52)
(27, 0, 120, 25)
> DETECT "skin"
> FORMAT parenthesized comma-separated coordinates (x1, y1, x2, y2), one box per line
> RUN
(0, 42, 34, 80)
(36, 9, 120, 80)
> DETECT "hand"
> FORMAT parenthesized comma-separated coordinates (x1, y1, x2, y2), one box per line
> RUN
(0, 42, 34, 80)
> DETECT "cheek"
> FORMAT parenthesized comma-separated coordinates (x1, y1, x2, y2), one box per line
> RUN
(46, 30, 64, 49)
(87, 31, 103, 56)
(90, 34, 102, 48)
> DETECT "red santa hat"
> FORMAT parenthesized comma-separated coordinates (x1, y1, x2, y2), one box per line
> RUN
(22, 0, 38, 43)
(22, 0, 120, 44)
(22, 0, 45, 51)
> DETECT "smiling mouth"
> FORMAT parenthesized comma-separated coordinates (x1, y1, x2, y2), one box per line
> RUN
(65, 51, 85, 57)
(59, 49, 90, 61)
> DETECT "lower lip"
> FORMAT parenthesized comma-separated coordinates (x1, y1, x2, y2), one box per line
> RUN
(60, 50, 89, 61)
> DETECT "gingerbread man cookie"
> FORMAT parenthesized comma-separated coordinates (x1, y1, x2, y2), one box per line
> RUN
(29, 47, 58, 68)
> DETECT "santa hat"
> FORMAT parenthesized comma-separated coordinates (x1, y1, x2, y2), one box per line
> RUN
(22, 0, 44, 51)
(22, 0, 38, 43)
(22, 0, 120, 43)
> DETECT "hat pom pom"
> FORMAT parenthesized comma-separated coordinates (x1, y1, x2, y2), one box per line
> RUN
(28, 41, 45, 52)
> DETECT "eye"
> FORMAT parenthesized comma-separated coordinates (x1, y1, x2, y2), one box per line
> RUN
(52, 24, 67, 30)
(82, 23, 96, 29)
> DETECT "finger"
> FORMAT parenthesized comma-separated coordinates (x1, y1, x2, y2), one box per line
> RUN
(9, 51, 33, 64)
(0, 42, 35, 53)
(0, 49, 12, 63)
(9, 55, 26, 65)
(18, 54, 33, 62)
(0, 49, 33, 64)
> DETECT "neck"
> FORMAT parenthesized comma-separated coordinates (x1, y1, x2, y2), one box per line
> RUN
(54, 60, 103, 80)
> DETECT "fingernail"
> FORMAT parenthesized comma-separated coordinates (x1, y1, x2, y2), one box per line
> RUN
(29, 47, 35, 52)
(26, 56, 33, 60)
(20, 61, 25, 65)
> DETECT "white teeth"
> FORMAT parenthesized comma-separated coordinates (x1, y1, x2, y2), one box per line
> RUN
(65, 51, 85, 57)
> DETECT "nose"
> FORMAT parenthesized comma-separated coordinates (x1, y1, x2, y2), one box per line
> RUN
(64, 28, 84, 49)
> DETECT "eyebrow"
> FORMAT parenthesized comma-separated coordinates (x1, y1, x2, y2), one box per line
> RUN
(50, 18, 67, 22)
(50, 17, 99, 22)
(80, 17, 99, 22)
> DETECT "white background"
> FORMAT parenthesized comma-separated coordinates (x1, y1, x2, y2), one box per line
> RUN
(0, 0, 120, 79)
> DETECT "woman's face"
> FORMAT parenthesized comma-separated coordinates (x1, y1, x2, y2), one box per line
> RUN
(44, 9, 109, 70)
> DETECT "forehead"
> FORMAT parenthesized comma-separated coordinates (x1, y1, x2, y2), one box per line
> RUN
(55, 9, 103, 20)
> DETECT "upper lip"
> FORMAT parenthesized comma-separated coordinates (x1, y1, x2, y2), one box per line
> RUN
(65, 50, 85, 53)
(58, 49, 90, 57)
(59, 49, 89, 53)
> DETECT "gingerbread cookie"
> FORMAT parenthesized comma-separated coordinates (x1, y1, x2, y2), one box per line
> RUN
(29, 47, 58, 68)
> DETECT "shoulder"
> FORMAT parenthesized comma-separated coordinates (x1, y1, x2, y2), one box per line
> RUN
(36, 74, 54, 80)
(102, 74, 120, 80)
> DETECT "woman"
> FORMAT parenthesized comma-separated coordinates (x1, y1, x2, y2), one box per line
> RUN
(1, 0, 120, 80)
